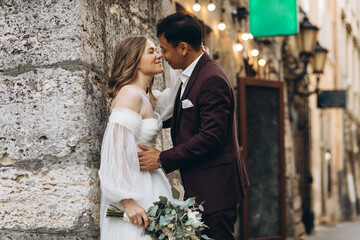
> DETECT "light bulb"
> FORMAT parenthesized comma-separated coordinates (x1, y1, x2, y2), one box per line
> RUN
(251, 49, 259, 57)
(241, 33, 249, 41)
(248, 33, 254, 39)
(218, 22, 226, 31)
(234, 43, 243, 52)
(193, 3, 201, 12)
(207, 2, 216, 11)
(258, 58, 266, 66)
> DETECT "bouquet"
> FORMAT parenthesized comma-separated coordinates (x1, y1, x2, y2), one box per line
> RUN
(106, 187, 212, 240)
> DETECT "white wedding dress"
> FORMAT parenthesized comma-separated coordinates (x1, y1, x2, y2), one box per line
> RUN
(98, 70, 182, 240)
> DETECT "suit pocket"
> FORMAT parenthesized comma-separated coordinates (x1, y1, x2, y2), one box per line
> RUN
(180, 106, 199, 134)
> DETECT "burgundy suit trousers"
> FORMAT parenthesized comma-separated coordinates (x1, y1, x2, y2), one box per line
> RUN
(202, 206, 238, 240)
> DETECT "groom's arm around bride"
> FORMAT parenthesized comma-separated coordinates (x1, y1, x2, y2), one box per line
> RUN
(138, 12, 249, 239)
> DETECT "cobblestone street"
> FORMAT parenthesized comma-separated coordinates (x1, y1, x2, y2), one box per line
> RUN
(305, 220, 360, 240)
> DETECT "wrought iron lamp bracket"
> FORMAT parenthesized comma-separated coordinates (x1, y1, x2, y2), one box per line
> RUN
(294, 75, 320, 97)
(283, 43, 319, 97)
(283, 53, 309, 83)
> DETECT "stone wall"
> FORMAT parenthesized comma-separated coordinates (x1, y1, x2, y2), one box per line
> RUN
(0, 0, 172, 239)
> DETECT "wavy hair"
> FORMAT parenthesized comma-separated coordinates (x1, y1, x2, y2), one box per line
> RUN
(107, 36, 156, 99)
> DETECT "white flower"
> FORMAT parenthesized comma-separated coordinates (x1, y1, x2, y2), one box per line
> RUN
(187, 210, 200, 225)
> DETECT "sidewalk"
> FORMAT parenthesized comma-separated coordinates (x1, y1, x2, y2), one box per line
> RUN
(305, 220, 360, 240)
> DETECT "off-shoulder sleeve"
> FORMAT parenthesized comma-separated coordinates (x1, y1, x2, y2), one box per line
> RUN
(153, 68, 182, 121)
(98, 108, 143, 202)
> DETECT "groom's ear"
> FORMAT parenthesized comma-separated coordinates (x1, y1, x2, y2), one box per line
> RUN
(178, 42, 188, 56)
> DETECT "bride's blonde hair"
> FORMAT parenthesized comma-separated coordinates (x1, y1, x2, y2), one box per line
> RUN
(107, 36, 156, 99)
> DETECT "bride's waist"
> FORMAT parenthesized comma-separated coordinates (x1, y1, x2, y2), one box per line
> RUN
(135, 141, 155, 152)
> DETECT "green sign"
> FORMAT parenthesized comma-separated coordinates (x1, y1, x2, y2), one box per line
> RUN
(249, 0, 298, 37)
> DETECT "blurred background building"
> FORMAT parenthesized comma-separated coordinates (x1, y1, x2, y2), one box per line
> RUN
(305, 0, 360, 228)
(1, 0, 359, 239)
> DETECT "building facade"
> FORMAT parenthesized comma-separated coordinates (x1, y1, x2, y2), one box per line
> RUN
(304, 0, 360, 228)
(338, 0, 360, 222)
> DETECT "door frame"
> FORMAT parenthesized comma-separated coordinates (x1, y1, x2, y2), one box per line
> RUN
(238, 78, 286, 240)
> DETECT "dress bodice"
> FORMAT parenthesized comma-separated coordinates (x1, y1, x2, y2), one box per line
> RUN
(136, 118, 159, 146)
(109, 107, 162, 150)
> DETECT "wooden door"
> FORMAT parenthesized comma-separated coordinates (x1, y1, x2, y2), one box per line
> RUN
(238, 78, 286, 240)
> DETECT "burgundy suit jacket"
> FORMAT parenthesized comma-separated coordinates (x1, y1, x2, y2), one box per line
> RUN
(160, 53, 250, 215)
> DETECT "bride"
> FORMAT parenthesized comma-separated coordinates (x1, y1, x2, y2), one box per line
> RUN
(98, 36, 180, 239)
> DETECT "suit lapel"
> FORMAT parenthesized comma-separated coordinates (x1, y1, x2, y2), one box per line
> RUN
(172, 53, 211, 140)
(180, 53, 210, 101)
(171, 83, 182, 143)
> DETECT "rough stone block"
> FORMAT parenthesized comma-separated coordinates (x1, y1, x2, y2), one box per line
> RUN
(0, 0, 81, 69)
(0, 165, 99, 232)
(0, 67, 93, 166)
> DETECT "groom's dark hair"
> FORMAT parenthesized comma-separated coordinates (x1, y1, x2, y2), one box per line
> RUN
(157, 12, 202, 51)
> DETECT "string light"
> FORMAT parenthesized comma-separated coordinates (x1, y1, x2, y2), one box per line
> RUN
(218, 8, 226, 31)
(251, 49, 259, 57)
(193, 0, 201, 12)
(258, 58, 266, 66)
(207, 0, 216, 11)
(218, 21, 226, 30)
(241, 33, 254, 41)
(241, 33, 249, 41)
(234, 42, 243, 52)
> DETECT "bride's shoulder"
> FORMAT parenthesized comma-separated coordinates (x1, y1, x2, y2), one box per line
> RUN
(111, 85, 142, 113)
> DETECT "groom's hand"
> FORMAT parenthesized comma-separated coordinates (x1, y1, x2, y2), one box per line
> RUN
(138, 144, 161, 171)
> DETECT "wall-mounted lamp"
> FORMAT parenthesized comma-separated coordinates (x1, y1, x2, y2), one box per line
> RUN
(282, 16, 328, 97)
(312, 42, 328, 74)
(298, 17, 319, 56)
(193, 0, 201, 12)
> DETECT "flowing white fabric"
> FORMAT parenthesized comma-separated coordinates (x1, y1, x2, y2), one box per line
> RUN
(153, 68, 182, 121)
(99, 107, 173, 240)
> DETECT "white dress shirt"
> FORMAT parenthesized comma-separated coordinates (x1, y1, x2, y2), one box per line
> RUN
(179, 53, 204, 99)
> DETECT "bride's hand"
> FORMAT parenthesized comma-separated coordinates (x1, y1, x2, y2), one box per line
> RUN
(121, 199, 149, 227)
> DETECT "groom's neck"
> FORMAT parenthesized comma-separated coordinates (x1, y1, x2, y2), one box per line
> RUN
(182, 51, 203, 70)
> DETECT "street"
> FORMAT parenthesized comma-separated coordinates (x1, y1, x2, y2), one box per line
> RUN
(305, 220, 360, 240)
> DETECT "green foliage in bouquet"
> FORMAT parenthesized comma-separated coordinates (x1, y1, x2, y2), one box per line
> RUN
(144, 187, 211, 240)
(106, 187, 212, 240)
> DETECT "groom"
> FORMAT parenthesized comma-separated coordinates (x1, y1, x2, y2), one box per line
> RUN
(138, 12, 249, 239)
